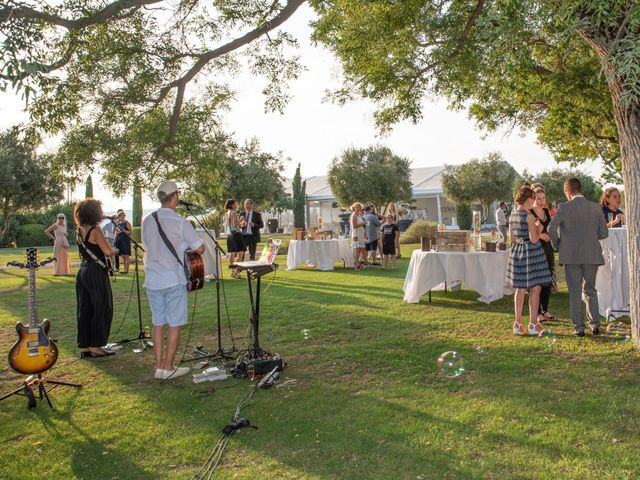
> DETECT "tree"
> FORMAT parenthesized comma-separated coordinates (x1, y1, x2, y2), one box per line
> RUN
(0, 129, 62, 243)
(132, 178, 143, 227)
(1, 0, 305, 189)
(188, 138, 287, 212)
(85, 174, 93, 198)
(520, 168, 602, 205)
(312, 1, 640, 348)
(328, 146, 413, 210)
(441, 153, 518, 222)
(292, 163, 306, 229)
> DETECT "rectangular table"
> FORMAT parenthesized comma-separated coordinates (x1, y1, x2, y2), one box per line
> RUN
(403, 249, 513, 304)
(286, 239, 354, 271)
(596, 228, 629, 318)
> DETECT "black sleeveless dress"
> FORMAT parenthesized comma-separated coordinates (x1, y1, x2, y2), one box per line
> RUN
(530, 207, 557, 292)
(76, 226, 113, 348)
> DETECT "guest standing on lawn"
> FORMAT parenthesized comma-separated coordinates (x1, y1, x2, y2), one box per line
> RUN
(600, 187, 625, 228)
(240, 199, 264, 261)
(380, 215, 399, 270)
(506, 186, 553, 336)
(113, 209, 132, 274)
(548, 178, 608, 337)
(350, 203, 368, 270)
(530, 186, 557, 324)
(363, 205, 383, 265)
(495, 202, 508, 243)
(225, 199, 245, 279)
(74, 199, 119, 358)
(45, 213, 71, 276)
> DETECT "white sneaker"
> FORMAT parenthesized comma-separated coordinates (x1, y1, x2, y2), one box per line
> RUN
(161, 367, 190, 380)
(154, 368, 166, 379)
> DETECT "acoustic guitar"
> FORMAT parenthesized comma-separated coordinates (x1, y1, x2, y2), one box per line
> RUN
(8, 248, 59, 374)
(185, 250, 205, 292)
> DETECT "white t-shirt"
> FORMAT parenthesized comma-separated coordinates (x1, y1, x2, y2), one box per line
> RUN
(102, 221, 115, 239)
(495, 208, 507, 226)
(141, 208, 204, 290)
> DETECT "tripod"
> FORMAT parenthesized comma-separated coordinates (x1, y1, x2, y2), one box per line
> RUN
(108, 219, 152, 350)
(0, 374, 81, 410)
(180, 205, 235, 362)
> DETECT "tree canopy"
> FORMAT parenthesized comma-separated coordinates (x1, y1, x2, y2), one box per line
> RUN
(328, 145, 412, 209)
(0, 129, 62, 243)
(520, 168, 602, 205)
(1, 0, 305, 189)
(441, 152, 518, 222)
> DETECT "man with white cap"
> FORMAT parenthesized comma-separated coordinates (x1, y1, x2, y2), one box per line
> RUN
(142, 181, 205, 380)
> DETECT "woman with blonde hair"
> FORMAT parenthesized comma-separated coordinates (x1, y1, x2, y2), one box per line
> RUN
(506, 186, 553, 335)
(45, 213, 71, 276)
(350, 202, 368, 270)
(600, 187, 625, 228)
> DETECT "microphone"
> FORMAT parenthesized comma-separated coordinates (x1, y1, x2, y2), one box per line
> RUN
(178, 199, 199, 208)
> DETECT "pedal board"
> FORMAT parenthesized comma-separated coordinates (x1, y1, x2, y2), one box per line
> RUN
(234, 354, 285, 379)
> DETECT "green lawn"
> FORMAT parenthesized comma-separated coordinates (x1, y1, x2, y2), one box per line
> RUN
(0, 245, 638, 479)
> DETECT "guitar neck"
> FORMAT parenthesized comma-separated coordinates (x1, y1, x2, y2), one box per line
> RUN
(28, 268, 37, 327)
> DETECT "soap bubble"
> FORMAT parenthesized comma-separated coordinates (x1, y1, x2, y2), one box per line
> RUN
(606, 323, 630, 343)
(437, 351, 465, 378)
(538, 329, 557, 347)
(301, 329, 311, 340)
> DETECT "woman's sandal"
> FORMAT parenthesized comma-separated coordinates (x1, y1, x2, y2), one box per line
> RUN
(543, 312, 557, 322)
(528, 322, 543, 336)
(513, 321, 526, 336)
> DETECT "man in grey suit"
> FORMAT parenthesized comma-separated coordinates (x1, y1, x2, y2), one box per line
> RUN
(548, 178, 609, 336)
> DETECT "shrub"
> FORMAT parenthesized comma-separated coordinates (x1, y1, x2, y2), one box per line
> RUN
(16, 224, 50, 247)
(400, 221, 438, 244)
(0, 217, 20, 246)
(456, 202, 472, 230)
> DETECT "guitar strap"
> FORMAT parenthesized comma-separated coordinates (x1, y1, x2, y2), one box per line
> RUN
(76, 227, 112, 275)
(151, 212, 191, 290)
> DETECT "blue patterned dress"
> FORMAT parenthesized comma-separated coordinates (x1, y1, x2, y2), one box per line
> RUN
(506, 209, 553, 288)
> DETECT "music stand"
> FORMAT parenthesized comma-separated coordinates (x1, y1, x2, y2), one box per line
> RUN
(108, 219, 152, 350)
(180, 205, 235, 362)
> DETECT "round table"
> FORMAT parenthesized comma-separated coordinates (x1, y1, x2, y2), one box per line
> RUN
(286, 239, 354, 271)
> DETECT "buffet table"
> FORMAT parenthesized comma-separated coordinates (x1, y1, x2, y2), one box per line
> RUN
(197, 230, 221, 279)
(286, 239, 354, 271)
(596, 228, 629, 318)
(403, 250, 513, 304)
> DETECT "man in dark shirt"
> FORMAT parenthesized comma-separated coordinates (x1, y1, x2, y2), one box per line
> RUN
(380, 215, 400, 270)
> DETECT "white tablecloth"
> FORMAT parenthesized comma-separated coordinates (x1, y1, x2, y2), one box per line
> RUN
(287, 239, 354, 271)
(197, 230, 220, 279)
(403, 250, 513, 304)
(596, 228, 629, 317)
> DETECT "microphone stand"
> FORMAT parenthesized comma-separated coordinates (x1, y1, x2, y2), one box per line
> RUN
(180, 204, 235, 362)
(108, 219, 152, 350)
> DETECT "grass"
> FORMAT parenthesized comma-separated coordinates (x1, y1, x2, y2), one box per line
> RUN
(0, 245, 638, 479)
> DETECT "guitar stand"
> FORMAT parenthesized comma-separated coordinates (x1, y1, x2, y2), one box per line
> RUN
(0, 374, 81, 410)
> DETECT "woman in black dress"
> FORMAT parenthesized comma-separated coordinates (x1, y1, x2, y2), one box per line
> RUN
(113, 209, 132, 273)
(530, 186, 557, 323)
(74, 199, 119, 358)
(600, 187, 625, 228)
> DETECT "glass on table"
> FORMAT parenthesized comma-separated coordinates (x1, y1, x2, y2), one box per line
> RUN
(608, 212, 614, 226)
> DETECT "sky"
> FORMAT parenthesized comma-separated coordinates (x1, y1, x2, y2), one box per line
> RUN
(0, 2, 604, 213)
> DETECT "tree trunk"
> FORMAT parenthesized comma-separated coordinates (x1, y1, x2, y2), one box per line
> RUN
(612, 98, 640, 349)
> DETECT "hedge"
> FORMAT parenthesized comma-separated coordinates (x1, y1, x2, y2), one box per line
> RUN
(16, 224, 50, 248)
(399, 221, 438, 244)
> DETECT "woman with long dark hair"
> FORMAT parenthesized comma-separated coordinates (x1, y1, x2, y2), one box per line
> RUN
(225, 199, 246, 278)
(74, 199, 119, 358)
(530, 186, 557, 323)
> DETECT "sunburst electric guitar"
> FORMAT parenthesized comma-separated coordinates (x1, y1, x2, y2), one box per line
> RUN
(7, 248, 59, 374)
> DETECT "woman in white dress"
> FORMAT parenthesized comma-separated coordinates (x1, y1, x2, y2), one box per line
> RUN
(350, 203, 368, 270)
(45, 213, 71, 276)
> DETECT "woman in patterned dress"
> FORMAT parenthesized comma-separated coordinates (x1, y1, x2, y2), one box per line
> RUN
(507, 186, 553, 335)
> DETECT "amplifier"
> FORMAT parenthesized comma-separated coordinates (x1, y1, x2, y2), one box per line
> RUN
(235, 354, 284, 378)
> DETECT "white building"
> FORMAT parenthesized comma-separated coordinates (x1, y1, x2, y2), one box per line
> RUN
(271, 166, 458, 231)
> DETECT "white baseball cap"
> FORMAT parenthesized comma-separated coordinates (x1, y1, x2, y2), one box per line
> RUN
(157, 180, 178, 196)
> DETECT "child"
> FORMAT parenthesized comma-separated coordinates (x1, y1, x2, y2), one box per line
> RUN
(380, 215, 400, 270)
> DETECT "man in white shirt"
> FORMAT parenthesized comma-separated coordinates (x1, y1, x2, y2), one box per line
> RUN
(102, 216, 118, 270)
(142, 181, 205, 380)
(495, 201, 508, 242)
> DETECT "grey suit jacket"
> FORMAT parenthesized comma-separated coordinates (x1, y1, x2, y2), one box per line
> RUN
(548, 196, 608, 265)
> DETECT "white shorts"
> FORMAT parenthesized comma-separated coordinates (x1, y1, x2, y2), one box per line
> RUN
(146, 284, 188, 327)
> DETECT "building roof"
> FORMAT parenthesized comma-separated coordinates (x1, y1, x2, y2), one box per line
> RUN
(286, 166, 447, 202)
